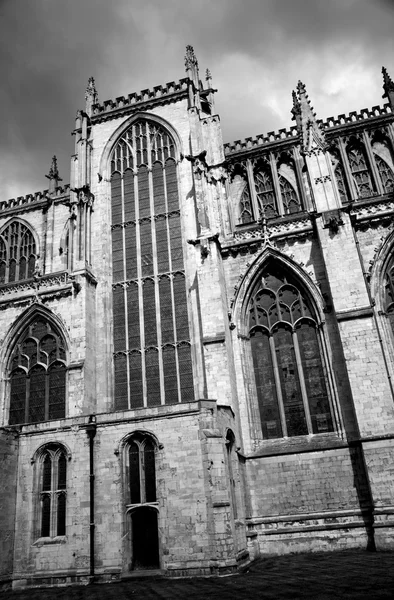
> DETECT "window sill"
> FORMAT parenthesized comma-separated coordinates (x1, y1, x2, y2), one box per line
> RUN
(33, 536, 67, 547)
(246, 432, 348, 459)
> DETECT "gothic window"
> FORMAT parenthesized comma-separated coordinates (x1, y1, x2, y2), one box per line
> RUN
(9, 318, 66, 425)
(38, 445, 67, 538)
(111, 119, 194, 410)
(125, 434, 157, 505)
(0, 221, 37, 285)
(248, 266, 333, 439)
(255, 168, 278, 218)
(347, 144, 374, 198)
(278, 175, 301, 214)
(239, 184, 253, 224)
(375, 155, 394, 194)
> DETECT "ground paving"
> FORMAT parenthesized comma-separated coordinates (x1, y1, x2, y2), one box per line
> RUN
(5, 550, 394, 599)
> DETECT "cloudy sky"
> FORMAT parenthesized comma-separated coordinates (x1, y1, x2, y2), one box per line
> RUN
(1, 0, 394, 199)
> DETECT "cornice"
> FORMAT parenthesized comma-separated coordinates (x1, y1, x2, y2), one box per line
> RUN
(0, 186, 70, 218)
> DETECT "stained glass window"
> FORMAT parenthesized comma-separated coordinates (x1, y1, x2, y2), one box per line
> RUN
(249, 266, 333, 439)
(9, 318, 66, 425)
(0, 221, 37, 284)
(111, 120, 193, 410)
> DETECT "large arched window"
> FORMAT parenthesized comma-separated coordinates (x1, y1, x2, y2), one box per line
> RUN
(9, 317, 67, 425)
(111, 119, 194, 410)
(0, 220, 37, 284)
(37, 445, 67, 538)
(248, 266, 333, 439)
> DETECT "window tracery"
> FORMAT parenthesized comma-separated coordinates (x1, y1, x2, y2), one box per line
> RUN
(278, 175, 301, 214)
(9, 318, 66, 425)
(111, 119, 193, 410)
(375, 155, 394, 194)
(255, 168, 278, 218)
(0, 221, 37, 285)
(248, 266, 333, 439)
(239, 184, 253, 224)
(347, 143, 375, 198)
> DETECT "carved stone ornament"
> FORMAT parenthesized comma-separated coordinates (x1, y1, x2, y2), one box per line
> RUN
(185, 45, 198, 71)
(206, 165, 227, 184)
(322, 209, 343, 233)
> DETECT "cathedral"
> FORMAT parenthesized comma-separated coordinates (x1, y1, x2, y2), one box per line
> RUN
(1, 45, 394, 589)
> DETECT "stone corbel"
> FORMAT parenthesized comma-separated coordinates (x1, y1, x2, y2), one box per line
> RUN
(186, 150, 208, 181)
(322, 209, 344, 234)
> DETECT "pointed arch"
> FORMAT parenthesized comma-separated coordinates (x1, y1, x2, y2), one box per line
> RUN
(108, 117, 193, 411)
(3, 305, 69, 426)
(0, 218, 39, 284)
(233, 249, 334, 440)
(346, 137, 375, 198)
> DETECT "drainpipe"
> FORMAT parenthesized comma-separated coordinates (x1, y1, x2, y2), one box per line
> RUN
(86, 414, 97, 580)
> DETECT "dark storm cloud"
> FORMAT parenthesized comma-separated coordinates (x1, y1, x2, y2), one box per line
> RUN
(1, 0, 393, 198)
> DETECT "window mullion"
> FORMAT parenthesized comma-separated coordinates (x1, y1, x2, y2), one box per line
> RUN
(269, 152, 284, 216)
(269, 334, 288, 437)
(246, 159, 259, 220)
(338, 137, 358, 201)
(292, 329, 313, 433)
(363, 130, 383, 195)
(140, 447, 146, 503)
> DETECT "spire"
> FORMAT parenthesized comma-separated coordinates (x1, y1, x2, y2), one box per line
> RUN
(291, 81, 326, 154)
(382, 66, 394, 110)
(85, 76, 98, 117)
(45, 155, 62, 194)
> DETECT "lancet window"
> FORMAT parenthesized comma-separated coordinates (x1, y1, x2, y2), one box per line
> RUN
(279, 175, 301, 214)
(255, 168, 278, 219)
(375, 155, 394, 194)
(347, 143, 374, 198)
(9, 318, 66, 425)
(111, 119, 194, 410)
(239, 184, 253, 224)
(125, 434, 157, 505)
(0, 221, 37, 285)
(248, 266, 333, 439)
(38, 445, 67, 538)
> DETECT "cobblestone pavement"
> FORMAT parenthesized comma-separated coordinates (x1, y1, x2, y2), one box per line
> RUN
(5, 551, 394, 600)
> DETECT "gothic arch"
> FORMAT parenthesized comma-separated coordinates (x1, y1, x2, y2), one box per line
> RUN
(98, 112, 184, 181)
(0, 217, 40, 284)
(1, 303, 70, 368)
(232, 247, 325, 337)
(231, 248, 338, 442)
(0, 304, 70, 426)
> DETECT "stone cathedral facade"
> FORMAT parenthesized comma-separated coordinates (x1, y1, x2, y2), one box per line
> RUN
(1, 46, 394, 588)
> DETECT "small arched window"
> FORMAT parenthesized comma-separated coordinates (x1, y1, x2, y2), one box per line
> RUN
(248, 265, 333, 439)
(347, 143, 374, 198)
(37, 445, 67, 538)
(255, 168, 278, 218)
(278, 175, 301, 214)
(9, 317, 67, 425)
(375, 155, 394, 194)
(239, 184, 253, 224)
(0, 221, 37, 285)
(125, 434, 157, 505)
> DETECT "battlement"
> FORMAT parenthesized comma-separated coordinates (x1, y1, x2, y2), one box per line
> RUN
(224, 103, 393, 156)
(91, 78, 192, 118)
(1, 184, 70, 212)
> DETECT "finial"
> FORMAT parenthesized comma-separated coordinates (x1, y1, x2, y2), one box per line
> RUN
(185, 45, 198, 71)
(291, 81, 326, 154)
(206, 68, 212, 83)
(382, 66, 394, 109)
(45, 155, 62, 193)
(85, 76, 98, 117)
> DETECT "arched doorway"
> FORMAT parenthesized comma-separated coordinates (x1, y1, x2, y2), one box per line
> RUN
(130, 506, 160, 570)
